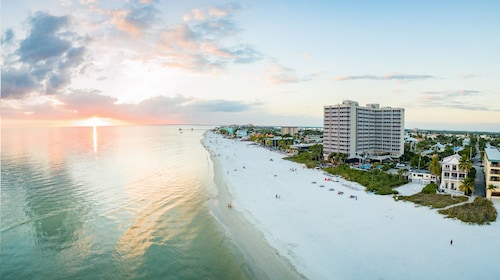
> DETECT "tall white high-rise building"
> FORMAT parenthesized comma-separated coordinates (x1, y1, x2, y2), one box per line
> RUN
(323, 100, 405, 160)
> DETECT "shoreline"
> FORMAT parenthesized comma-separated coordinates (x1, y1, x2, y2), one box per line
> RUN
(203, 133, 304, 280)
(202, 130, 500, 280)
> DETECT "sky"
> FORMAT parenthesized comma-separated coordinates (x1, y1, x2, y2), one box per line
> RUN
(1, 0, 499, 131)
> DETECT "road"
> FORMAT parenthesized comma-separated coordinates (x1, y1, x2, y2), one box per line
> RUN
(473, 141, 485, 197)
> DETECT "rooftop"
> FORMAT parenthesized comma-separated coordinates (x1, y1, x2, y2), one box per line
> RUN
(485, 147, 500, 162)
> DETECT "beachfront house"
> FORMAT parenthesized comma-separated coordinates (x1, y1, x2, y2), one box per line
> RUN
(484, 147, 500, 199)
(439, 154, 467, 194)
(409, 170, 437, 185)
(288, 143, 316, 156)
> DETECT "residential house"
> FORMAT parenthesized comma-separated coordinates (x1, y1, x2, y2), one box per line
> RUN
(409, 170, 438, 185)
(439, 154, 467, 194)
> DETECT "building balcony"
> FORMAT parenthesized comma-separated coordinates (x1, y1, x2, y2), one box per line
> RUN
(442, 168, 459, 172)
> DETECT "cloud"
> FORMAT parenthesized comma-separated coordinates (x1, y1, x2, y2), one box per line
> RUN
(267, 63, 320, 84)
(1, 68, 38, 98)
(456, 73, 477, 79)
(184, 3, 242, 22)
(152, 2, 260, 72)
(2, 29, 15, 44)
(193, 18, 241, 38)
(424, 90, 480, 96)
(334, 74, 436, 82)
(1, 88, 323, 126)
(109, 3, 160, 37)
(192, 99, 262, 112)
(18, 13, 72, 63)
(1, 90, 265, 124)
(1, 12, 88, 98)
(156, 22, 261, 72)
(417, 90, 493, 111)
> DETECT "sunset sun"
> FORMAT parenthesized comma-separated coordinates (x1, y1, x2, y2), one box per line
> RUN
(74, 117, 112, 127)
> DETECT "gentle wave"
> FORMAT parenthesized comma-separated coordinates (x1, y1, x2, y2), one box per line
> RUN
(1, 126, 248, 280)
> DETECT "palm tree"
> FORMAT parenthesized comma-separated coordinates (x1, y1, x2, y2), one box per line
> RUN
(487, 184, 497, 199)
(459, 177, 475, 196)
(328, 152, 340, 165)
(397, 168, 409, 180)
(429, 154, 442, 182)
(310, 144, 323, 165)
(458, 156, 473, 174)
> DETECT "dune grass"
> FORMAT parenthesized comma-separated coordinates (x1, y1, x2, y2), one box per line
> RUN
(438, 197, 498, 225)
(397, 193, 468, 209)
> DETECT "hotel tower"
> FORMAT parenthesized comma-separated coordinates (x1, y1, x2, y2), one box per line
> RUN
(323, 100, 405, 160)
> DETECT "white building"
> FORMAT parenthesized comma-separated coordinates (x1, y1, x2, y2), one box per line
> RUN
(323, 100, 404, 160)
(439, 154, 467, 194)
(484, 147, 500, 198)
(409, 170, 438, 185)
(236, 129, 248, 138)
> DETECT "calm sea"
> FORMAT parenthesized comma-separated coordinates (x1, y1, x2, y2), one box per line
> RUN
(1, 125, 250, 280)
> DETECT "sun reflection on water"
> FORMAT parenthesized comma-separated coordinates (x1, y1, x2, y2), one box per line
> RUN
(93, 125, 98, 154)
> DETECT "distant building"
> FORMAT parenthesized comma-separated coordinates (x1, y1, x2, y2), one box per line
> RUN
(439, 154, 467, 194)
(281, 126, 299, 136)
(462, 138, 471, 146)
(289, 143, 316, 155)
(431, 143, 447, 152)
(484, 147, 500, 198)
(304, 135, 323, 143)
(323, 100, 404, 160)
(236, 129, 248, 138)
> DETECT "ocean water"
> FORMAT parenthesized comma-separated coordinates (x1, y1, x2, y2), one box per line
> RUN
(0, 125, 251, 279)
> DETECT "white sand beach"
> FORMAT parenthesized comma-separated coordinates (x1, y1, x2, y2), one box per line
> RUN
(203, 131, 500, 280)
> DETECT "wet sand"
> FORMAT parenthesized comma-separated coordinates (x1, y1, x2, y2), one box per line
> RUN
(205, 139, 304, 280)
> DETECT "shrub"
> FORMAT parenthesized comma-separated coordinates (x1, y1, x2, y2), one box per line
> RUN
(323, 164, 408, 195)
(398, 193, 468, 208)
(438, 197, 498, 225)
(422, 183, 438, 194)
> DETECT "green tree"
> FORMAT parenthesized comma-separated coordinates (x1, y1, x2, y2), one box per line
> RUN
(422, 183, 438, 194)
(278, 140, 286, 150)
(487, 184, 497, 199)
(410, 154, 430, 169)
(397, 168, 408, 180)
(310, 144, 323, 164)
(458, 156, 473, 174)
(328, 152, 340, 165)
(428, 154, 442, 182)
(440, 145, 454, 158)
(459, 177, 475, 196)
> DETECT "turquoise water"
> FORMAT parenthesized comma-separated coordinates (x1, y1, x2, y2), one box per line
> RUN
(1, 125, 251, 279)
